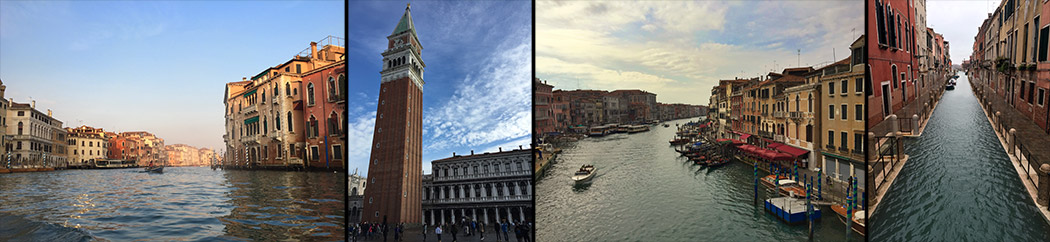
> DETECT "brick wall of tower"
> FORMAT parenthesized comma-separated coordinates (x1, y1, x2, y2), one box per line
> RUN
(362, 75, 422, 224)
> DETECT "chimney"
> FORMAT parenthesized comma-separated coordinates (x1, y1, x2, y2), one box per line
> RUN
(470, 150, 474, 155)
(519, 145, 522, 150)
(242, 77, 247, 82)
(453, 152, 456, 156)
(499, 147, 502, 152)
(47, 109, 52, 117)
(310, 42, 318, 59)
(31, 100, 35, 109)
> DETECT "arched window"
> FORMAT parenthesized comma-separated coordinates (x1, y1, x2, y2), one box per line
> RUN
(808, 93, 813, 110)
(274, 84, 278, 97)
(795, 95, 800, 111)
(328, 76, 337, 101)
(263, 119, 267, 134)
(329, 112, 340, 135)
(307, 83, 316, 105)
(261, 90, 265, 102)
(287, 112, 294, 132)
(275, 114, 281, 130)
(309, 115, 319, 138)
(891, 65, 899, 88)
(338, 74, 346, 100)
(285, 82, 291, 96)
(17, 122, 23, 135)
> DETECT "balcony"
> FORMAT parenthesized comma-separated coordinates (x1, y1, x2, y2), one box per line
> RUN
(825, 144, 835, 150)
(788, 111, 813, 119)
(433, 170, 530, 182)
(422, 195, 531, 205)
(757, 130, 774, 138)
(774, 134, 785, 142)
(242, 104, 257, 114)
(773, 111, 787, 118)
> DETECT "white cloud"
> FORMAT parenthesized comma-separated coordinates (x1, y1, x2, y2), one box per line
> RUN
(536, 0, 862, 104)
(348, 111, 376, 171)
(423, 37, 532, 152)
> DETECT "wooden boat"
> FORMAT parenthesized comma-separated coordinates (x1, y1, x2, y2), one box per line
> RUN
(705, 158, 730, 168)
(145, 166, 164, 173)
(669, 138, 690, 145)
(776, 180, 807, 198)
(831, 205, 866, 236)
(760, 174, 780, 189)
(663, 124, 670, 128)
(571, 165, 595, 183)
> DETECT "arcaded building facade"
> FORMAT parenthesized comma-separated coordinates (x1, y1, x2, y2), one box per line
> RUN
(422, 148, 533, 226)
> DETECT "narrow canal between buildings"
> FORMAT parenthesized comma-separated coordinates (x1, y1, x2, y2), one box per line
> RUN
(0, 167, 345, 241)
(869, 72, 1050, 241)
(536, 118, 863, 241)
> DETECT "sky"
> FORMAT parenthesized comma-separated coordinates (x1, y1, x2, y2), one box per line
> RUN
(536, 0, 863, 105)
(0, 1, 344, 152)
(348, 1, 532, 175)
(927, 0, 1000, 64)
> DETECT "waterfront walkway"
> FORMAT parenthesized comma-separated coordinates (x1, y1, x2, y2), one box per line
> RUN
(352, 226, 531, 242)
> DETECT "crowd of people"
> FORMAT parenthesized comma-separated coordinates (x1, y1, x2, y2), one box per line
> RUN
(349, 218, 532, 242)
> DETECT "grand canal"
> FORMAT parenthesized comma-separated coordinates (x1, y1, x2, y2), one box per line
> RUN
(0, 167, 344, 241)
(869, 72, 1050, 241)
(536, 118, 863, 241)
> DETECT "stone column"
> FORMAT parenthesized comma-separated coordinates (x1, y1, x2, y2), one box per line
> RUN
(470, 184, 476, 199)
(868, 132, 876, 161)
(1008, 129, 1017, 155)
(441, 209, 446, 224)
(484, 208, 490, 224)
(526, 181, 533, 196)
(519, 207, 526, 221)
(460, 185, 466, 200)
(503, 182, 510, 197)
(492, 183, 499, 197)
(912, 114, 919, 133)
(439, 186, 444, 199)
(1038, 164, 1050, 206)
(888, 114, 898, 137)
(430, 210, 435, 225)
(495, 207, 501, 222)
(506, 206, 513, 222)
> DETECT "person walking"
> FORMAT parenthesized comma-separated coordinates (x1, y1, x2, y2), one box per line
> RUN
(493, 221, 501, 242)
(500, 219, 510, 242)
(450, 221, 459, 242)
(383, 223, 389, 242)
(521, 222, 530, 242)
(479, 222, 486, 241)
(435, 224, 443, 242)
(423, 223, 429, 241)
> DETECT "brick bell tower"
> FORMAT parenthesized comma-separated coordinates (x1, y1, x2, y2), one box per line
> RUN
(362, 3, 425, 225)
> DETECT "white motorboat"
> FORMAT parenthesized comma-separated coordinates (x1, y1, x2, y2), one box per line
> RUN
(572, 165, 596, 183)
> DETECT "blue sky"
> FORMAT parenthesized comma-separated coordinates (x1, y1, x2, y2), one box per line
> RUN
(926, 1, 997, 64)
(0, 1, 343, 151)
(349, 1, 532, 175)
(536, 0, 863, 105)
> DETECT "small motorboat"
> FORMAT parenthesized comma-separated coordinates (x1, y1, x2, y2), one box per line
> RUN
(571, 165, 596, 183)
(663, 124, 670, 128)
(669, 138, 690, 145)
(831, 205, 866, 236)
(145, 166, 164, 173)
(776, 180, 807, 198)
(945, 83, 955, 90)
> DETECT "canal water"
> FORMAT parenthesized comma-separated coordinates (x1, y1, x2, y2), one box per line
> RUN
(869, 72, 1050, 241)
(536, 118, 863, 241)
(0, 167, 345, 241)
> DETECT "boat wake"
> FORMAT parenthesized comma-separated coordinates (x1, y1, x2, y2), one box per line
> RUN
(0, 213, 96, 242)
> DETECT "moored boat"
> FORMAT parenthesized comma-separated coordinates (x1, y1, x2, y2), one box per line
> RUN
(764, 197, 821, 224)
(776, 180, 807, 198)
(571, 165, 596, 183)
(669, 138, 690, 145)
(831, 205, 866, 236)
(145, 166, 164, 173)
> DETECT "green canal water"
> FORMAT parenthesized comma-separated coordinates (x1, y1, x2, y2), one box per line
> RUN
(869, 72, 1050, 241)
(0, 167, 345, 241)
(536, 118, 863, 241)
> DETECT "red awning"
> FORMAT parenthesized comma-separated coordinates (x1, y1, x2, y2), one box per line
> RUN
(771, 152, 794, 161)
(775, 145, 810, 158)
(739, 134, 752, 141)
(767, 143, 783, 149)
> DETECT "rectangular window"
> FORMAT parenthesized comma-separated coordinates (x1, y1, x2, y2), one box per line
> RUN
(855, 104, 864, 121)
(840, 80, 848, 94)
(828, 104, 835, 120)
(855, 78, 864, 93)
(333, 145, 343, 159)
(17, 111, 23, 116)
(296, 64, 302, 74)
(827, 130, 835, 146)
(1038, 88, 1046, 106)
(876, 0, 887, 45)
(1021, 80, 1027, 101)
(829, 82, 836, 95)
(854, 133, 864, 153)
(840, 132, 848, 149)
(1041, 26, 1050, 62)
(310, 146, 319, 161)
(290, 144, 296, 157)
(841, 104, 847, 120)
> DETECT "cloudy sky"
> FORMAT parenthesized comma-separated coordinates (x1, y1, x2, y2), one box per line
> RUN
(927, 0, 999, 64)
(536, 0, 863, 105)
(0, 1, 342, 151)
(348, 1, 532, 175)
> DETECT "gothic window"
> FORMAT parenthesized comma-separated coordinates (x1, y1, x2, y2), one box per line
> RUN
(276, 115, 281, 130)
(286, 82, 291, 96)
(307, 83, 316, 106)
(328, 76, 337, 101)
(287, 112, 293, 132)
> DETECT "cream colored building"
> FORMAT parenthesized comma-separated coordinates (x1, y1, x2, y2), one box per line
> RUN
(6, 101, 65, 168)
(66, 125, 109, 167)
(820, 37, 866, 187)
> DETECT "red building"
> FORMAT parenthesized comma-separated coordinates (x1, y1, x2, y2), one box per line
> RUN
(363, 4, 424, 224)
(868, 0, 917, 129)
(302, 56, 346, 170)
(534, 78, 555, 135)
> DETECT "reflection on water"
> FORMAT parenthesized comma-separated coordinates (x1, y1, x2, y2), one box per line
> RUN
(0, 167, 344, 241)
(870, 73, 1050, 241)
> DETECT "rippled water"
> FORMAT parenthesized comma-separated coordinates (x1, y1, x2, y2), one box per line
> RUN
(869, 73, 1050, 241)
(0, 167, 345, 241)
(536, 118, 863, 241)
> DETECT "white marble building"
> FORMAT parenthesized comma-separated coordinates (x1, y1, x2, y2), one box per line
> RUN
(422, 147, 532, 226)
